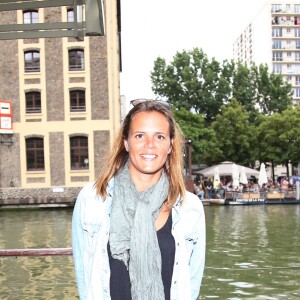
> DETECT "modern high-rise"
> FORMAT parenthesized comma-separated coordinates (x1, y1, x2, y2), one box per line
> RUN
(0, 1, 121, 205)
(233, 1, 300, 106)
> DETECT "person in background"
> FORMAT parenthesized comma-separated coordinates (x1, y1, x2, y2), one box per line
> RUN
(197, 179, 205, 200)
(205, 177, 213, 200)
(72, 99, 206, 300)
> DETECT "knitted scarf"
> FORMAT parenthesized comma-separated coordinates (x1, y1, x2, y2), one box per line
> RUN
(109, 162, 169, 300)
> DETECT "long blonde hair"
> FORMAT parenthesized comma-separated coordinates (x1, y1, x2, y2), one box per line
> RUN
(95, 100, 186, 206)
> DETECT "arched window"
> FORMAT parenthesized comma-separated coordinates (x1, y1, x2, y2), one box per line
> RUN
(23, 10, 39, 24)
(68, 49, 84, 71)
(70, 90, 85, 112)
(26, 137, 45, 171)
(70, 136, 88, 170)
(24, 50, 40, 72)
(26, 91, 41, 113)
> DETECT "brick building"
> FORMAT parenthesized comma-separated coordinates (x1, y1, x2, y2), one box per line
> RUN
(0, 1, 121, 206)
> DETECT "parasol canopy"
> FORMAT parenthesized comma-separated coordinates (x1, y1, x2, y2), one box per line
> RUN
(195, 161, 259, 177)
(239, 166, 248, 185)
(258, 163, 268, 187)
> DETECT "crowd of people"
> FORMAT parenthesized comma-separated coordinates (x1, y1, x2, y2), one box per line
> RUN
(193, 174, 298, 200)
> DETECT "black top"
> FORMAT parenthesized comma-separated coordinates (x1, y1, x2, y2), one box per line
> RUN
(108, 212, 175, 300)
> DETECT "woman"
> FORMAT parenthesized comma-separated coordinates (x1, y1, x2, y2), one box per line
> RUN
(197, 180, 205, 200)
(72, 99, 206, 300)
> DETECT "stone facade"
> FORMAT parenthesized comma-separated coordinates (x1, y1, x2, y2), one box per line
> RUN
(49, 132, 65, 186)
(0, 2, 120, 206)
(0, 186, 81, 207)
(90, 36, 109, 120)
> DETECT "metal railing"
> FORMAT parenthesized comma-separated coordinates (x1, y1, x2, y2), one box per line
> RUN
(0, 248, 72, 257)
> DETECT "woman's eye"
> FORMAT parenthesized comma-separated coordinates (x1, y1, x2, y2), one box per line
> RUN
(157, 134, 166, 140)
(135, 133, 144, 139)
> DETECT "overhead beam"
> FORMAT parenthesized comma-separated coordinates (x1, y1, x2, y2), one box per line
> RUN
(0, 0, 104, 40)
(0, 0, 74, 11)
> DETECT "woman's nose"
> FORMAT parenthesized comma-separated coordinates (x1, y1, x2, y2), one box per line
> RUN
(144, 136, 156, 148)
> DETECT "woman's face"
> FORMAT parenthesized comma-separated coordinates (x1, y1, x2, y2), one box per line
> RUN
(124, 111, 172, 184)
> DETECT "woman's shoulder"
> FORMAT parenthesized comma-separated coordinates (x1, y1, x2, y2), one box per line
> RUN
(78, 181, 98, 198)
(182, 190, 204, 211)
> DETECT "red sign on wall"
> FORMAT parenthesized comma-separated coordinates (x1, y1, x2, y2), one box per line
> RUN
(0, 100, 13, 134)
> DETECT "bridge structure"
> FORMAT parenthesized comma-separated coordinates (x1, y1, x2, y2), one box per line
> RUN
(0, 0, 105, 41)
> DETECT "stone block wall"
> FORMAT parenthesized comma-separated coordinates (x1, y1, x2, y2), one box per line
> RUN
(0, 186, 82, 207)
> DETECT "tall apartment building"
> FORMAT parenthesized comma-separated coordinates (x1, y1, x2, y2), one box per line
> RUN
(233, 1, 300, 106)
(0, 1, 121, 204)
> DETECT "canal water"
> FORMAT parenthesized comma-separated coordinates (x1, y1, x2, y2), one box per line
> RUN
(0, 205, 299, 299)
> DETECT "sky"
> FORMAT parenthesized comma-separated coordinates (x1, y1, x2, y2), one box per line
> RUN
(120, 0, 266, 106)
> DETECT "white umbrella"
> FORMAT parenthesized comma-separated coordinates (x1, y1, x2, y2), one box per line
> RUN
(214, 167, 220, 182)
(232, 163, 239, 189)
(239, 166, 248, 185)
(258, 163, 268, 187)
(196, 161, 259, 177)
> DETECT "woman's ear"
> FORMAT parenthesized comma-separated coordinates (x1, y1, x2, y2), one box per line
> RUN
(124, 139, 129, 152)
(167, 139, 173, 154)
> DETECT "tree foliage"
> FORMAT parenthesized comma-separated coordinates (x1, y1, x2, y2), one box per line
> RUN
(257, 106, 300, 176)
(150, 47, 295, 165)
(172, 108, 217, 163)
(151, 48, 293, 126)
(206, 99, 256, 166)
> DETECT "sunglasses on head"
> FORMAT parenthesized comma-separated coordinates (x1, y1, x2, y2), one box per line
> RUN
(130, 98, 172, 109)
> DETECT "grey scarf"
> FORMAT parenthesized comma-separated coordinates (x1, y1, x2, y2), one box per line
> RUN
(109, 162, 169, 300)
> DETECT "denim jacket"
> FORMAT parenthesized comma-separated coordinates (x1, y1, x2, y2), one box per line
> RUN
(72, 179, 206, 300)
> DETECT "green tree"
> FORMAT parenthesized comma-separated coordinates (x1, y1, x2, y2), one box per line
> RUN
(151, 48, 292, 126)
(151, 48, 232, 124)
(254, 64, 293, 115)
(172, 107, 218, 163)
(257, 106, 300, 177)
(207, 98, 256, 166)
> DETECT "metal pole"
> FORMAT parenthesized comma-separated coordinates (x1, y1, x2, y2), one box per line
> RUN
(0, 248, 72, 257)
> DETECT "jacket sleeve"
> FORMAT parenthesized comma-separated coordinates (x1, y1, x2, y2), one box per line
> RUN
(72, 186, 86, 300)
(190, 201, 206, 299)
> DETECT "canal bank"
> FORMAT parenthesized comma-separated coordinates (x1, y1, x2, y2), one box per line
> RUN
(0, 186, 81, 208)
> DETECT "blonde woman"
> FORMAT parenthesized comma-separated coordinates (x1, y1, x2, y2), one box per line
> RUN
(72, 99, 206, 300)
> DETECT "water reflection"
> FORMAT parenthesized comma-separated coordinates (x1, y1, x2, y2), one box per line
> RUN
(0, 208, 78, 299)
(0, 206, 300, 299)
(201, 205, 300, 299)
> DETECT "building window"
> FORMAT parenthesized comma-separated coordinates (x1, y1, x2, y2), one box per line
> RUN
(272, 28, 282, 37)
(296, 88, 300, 97)
(23, 10, 38, 24)
(70, 136, 89, 170)
(67, 8, 74, 22)
(273, 40, 281, 49)
(26, 137, 45, 171)
(24, 50, 40, 72)
(287, 52, 291, 57)
(272, 52, 282, 61)
(295, 52, 300, 61)
(295, 28, 300, 37)
(296, 76, 300, 85)
(26, 91, 41, 113)
(273, 64, 282, 74)
(70, 90, 86, 112)
(272, 4, 282, 12)
(295, 4, 300, 14)
(296, 41, 300, 49)
(287, 75, 292, 81)
(69, 49, 84, 71)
